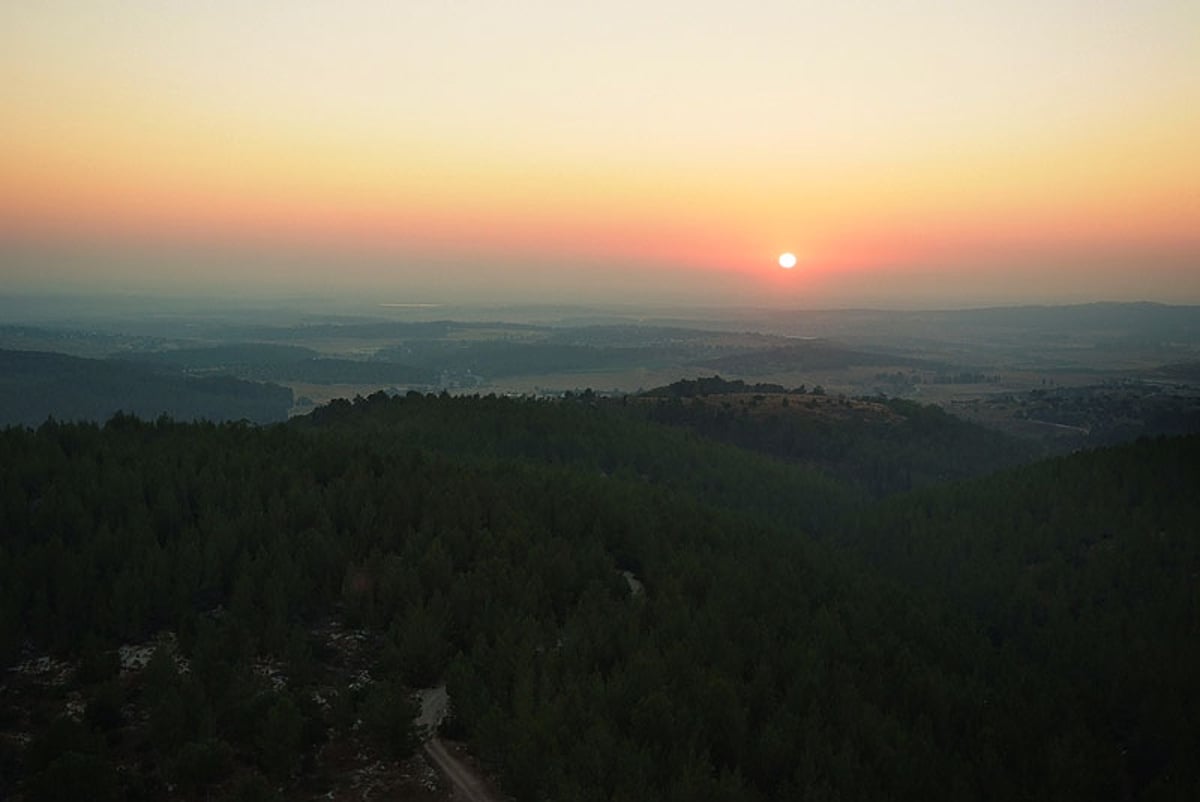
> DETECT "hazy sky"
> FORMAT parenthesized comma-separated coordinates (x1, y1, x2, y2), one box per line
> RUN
(2, 1, 1197, 308)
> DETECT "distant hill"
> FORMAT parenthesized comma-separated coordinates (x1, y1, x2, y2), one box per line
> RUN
(122, 343, 320, 368)
(633, 377, 1038, 495)
(692, 338, 931, 375)
(119, 343, 435, 387)
(641, 375, 797, 397)
(938, 301, 1200, 340)
(373, 338, 691, 379)
(1154, 361, 1200, 381)
(0, 349, 293, 426)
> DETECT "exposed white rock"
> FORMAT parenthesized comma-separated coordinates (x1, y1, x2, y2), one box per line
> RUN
(414, 685, 448, 739)
(620, 569, 644, 596)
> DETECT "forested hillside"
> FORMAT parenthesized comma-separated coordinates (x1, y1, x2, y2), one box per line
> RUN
(1, 394, 1196, 800)
(850, 437, 1200, 797)
(634, 377, 1039, 495)
(0, 350, 293, 426)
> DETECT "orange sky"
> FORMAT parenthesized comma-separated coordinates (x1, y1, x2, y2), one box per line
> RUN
(2, 1, 1198, 307)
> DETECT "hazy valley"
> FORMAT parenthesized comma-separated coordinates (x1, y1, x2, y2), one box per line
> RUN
(2, 298, 1198, 450)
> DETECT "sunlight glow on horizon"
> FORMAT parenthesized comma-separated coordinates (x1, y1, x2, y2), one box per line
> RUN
(2, 1, 1198, 306)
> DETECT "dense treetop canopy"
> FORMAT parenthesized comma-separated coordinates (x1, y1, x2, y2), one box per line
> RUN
(1, 393, 1196, 800)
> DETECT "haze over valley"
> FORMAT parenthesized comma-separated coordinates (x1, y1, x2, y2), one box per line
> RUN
(3, 297, 1197, 449)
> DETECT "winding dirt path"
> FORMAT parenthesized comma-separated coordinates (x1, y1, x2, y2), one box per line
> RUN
(423, 737, 500, 802)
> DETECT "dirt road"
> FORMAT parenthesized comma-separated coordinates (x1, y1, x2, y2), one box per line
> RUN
(423, 737, 500, 802)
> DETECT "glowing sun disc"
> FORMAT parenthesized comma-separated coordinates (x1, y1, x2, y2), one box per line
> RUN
(778, 252, 797, 269)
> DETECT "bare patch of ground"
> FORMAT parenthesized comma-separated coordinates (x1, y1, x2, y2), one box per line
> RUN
(423, 737, 508, 802)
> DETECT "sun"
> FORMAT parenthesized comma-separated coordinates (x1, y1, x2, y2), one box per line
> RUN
(778, 252, 797, 269)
